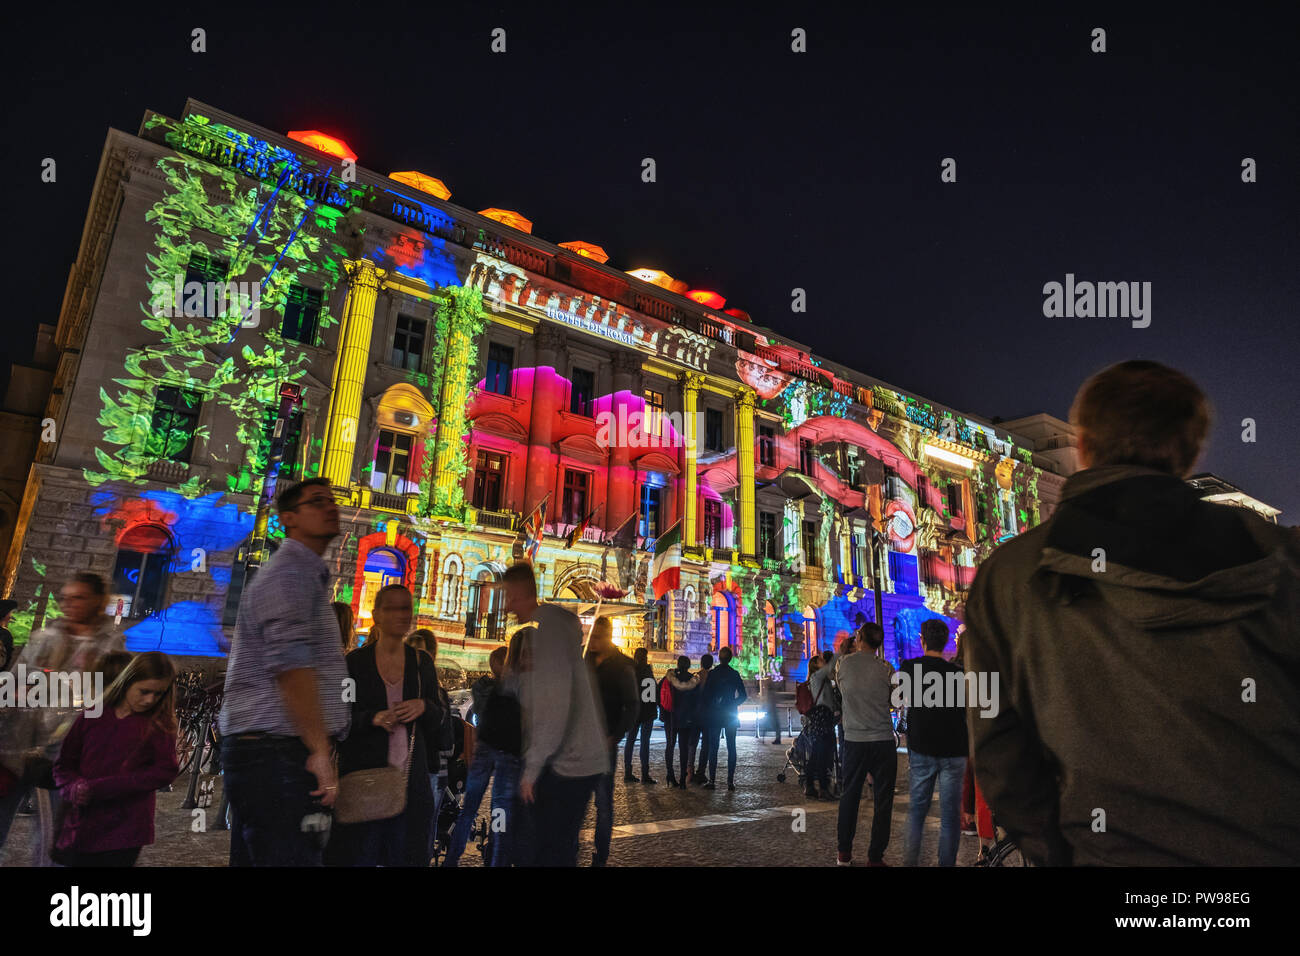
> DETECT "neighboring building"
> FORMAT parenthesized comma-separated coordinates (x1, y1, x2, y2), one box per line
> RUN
(998, 413, 1078, 518)
(3, 100, 1065, 674)
(1186, 473, 1282, 524)
(0, 324, 58, 594)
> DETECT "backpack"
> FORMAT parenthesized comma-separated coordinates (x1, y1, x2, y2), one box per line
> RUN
(658, 676, 674, 718)
(795, 680, 814, 715)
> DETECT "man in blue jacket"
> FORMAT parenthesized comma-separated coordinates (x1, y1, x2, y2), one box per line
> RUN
(702, 647, 748, 791)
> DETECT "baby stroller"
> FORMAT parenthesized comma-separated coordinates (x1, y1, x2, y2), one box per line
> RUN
(776, 720, 843, 797)
(430, 715, 493, 865)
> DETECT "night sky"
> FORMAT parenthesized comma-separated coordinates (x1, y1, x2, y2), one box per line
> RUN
(3, 6, 1295, 518)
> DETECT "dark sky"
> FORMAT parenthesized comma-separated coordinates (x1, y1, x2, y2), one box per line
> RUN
(3, 5, 1296, 518)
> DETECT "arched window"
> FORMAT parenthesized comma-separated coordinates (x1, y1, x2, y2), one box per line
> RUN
(357, 547, 407, 639)
(803, 606, 819, 657)
(682, 584, 697, 621)
(711, 591, 734, 653)
(441, 556, 463, 618)
(110, 525, 174, 620)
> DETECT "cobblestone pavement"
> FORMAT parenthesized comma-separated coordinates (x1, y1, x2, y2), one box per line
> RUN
(1, 732, 982, 867)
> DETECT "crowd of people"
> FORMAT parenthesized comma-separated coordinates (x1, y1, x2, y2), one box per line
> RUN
(1, 361, 1297, 867)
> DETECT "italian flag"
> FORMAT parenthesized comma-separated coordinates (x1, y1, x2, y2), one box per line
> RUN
(651, 523, 682, 599)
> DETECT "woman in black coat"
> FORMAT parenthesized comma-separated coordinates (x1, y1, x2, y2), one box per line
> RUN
(329, 585, 442, 867)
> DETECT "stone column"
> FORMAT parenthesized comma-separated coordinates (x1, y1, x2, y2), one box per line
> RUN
(431, 292, 479, 517)
(523, 325, 567, 517)
(734, 387, 757, 562)
(680, 372, 703, 554)
(605, 351, 642, 532)
(323, 259, 385, 491)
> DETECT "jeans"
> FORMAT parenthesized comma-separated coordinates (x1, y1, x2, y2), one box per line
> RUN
(665, 717, 693, 784)
(593, 747, 617, 865)
(904, 752, 967, 866)
(444, 743, 519, 867)
(838, 739, 897, 862)
(624, 717, 655, 777)
(221, 736, 326, 867)
(705, 723, 738, 785)
(806, 733, 833, 794)
(519, 768, 599, 867)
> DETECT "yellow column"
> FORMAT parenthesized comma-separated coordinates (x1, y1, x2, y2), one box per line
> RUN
(735, 388, 757, 562)
(681, 372, 703, 553)
(322, 260, 385, 490)
(432, 292, 476, 517)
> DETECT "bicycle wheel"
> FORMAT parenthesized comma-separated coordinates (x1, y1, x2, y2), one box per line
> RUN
(175, 724, 200, 776)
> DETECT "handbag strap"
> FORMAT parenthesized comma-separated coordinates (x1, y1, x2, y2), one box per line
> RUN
(400, 655, 423, 778)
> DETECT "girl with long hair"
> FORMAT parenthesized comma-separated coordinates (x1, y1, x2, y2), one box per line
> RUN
(52, 651, 180, 866)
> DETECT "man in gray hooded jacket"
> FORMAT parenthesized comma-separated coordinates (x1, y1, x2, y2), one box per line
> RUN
(964, 360, 1300, 865)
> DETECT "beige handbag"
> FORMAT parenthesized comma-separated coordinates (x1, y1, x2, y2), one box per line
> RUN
(334, 666, 420, 825)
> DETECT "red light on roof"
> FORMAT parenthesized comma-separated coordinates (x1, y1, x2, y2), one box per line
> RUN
(724, 307, 752, 322)
(559, 241, 609, 263)
(287, 130, 357, 162)
(389, 171, 450, 200)
(478, 208, 533, 233)
(687, 290, 726, 309)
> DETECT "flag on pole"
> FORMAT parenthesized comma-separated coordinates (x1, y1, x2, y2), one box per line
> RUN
(522, 497, 548, 560)
(651, 522, 683, 599)
(564, 504, 600, 549)
(606, 510, 639, 550)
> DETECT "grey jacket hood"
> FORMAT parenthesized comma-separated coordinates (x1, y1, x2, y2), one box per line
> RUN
(1035, 465, 1295, 629)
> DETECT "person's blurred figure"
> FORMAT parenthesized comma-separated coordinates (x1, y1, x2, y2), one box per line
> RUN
(965, 361, 1300, 865)
(624, 647, 658, 784)
(585, 618, 638, 866)
(52, 652, 179, 866)
(504, 564, 607, 866)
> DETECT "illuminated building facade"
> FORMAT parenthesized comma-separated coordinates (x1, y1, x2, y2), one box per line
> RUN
(2, 100, 1068, 675)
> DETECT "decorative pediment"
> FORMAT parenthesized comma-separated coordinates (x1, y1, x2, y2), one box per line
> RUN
(470, 412, 528, 439)
(556, 433, 608, 464)
(633, 451, 680, 475)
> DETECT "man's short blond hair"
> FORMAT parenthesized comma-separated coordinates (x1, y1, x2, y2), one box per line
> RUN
(1070, 360, 1210, 476)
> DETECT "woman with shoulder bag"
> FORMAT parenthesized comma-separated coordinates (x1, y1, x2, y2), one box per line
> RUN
(329, 585, 442, 867)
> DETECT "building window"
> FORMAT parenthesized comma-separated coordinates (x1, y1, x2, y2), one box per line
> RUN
(802, 519, 818, 566)
(799, 438, 816, 476)
(758, 425, 775, 466)
(703, 499, 723, 549)
(947, 481, 964, 516)
(391, 314, 427, 371)
(183, 252, 227, 311)
(282, 284, 322, 345)
(917, 474, 930, 509)
(644, 389, 665, 438)
(885, 464, 904, 500)
(639, 483, 663, 539)
(976, 496, 988, 525)
(562, 469, 590, 525)
(471, 450, 506, 512)
(372, 429, 414, 494)
(705, 408, 724, 452)
(146, 386, 203, 464)
(485, 343, 514, 396)
(570, 368, 595, 417)
(759, 511, 778, 560)
(803, 607, 819, 657)
(109, 525, 173, 620)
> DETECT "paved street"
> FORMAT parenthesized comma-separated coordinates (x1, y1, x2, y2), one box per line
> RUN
(2, 731, 982, 867)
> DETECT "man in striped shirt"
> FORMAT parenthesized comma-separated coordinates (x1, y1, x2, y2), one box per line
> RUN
(219, 477, 350, 866)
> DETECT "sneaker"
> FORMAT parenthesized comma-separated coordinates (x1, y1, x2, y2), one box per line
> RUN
(624, 773, 639, 783)
(642, 776, 657, 785)
(666, 777, 679, 788)
(837, 851, 853, 866)
(703, 782, 716, 790)
(694, 776, 710, 787)
(727, 783, 736, 791)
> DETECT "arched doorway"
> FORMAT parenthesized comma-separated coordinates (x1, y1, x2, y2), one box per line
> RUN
(357, 547, 407, 639)
(466, 562, 506, 643)
(711, 590, 735, 653)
